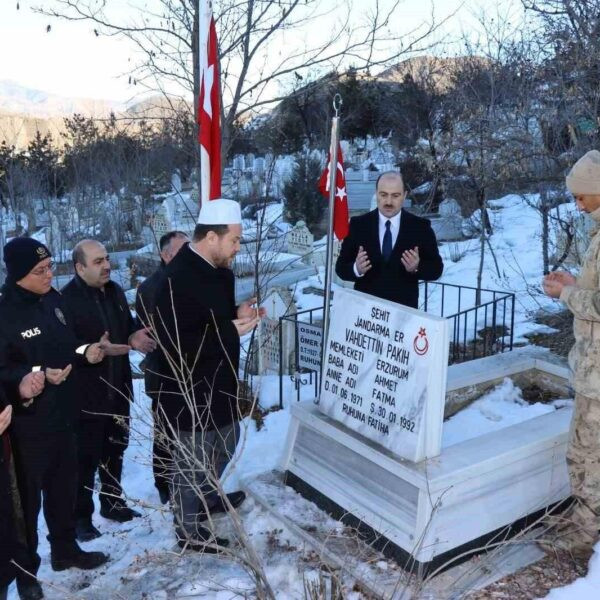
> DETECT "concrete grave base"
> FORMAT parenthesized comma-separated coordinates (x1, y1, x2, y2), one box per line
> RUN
(242, 470, 548, 599)
(280, 349, 572, 571)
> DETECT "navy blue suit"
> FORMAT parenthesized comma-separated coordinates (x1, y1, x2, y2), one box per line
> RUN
(335, 208, 443, 308)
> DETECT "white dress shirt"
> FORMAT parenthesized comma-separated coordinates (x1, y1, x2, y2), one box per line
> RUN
(354, 210, 402, 277)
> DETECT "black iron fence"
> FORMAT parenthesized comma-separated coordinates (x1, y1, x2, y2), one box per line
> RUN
(278, 282, 516, 407)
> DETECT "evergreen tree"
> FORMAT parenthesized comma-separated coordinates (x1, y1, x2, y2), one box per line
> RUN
(283, 153, 326, 234)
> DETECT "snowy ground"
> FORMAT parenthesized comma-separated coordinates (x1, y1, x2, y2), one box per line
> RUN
(7, 194, 600, 598)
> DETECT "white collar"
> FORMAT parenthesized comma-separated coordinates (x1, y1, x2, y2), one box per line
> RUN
(378, 210, 401, 229)
(188, 242, 216, 269)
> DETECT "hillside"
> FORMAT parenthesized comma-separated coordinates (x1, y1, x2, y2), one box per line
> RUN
(0, 81, 191, 148)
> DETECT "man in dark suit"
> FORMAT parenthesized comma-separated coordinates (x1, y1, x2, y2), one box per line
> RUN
(135, 230, 188, 505)
(61, 240, 156, 542)
(336, 171, 443, 308)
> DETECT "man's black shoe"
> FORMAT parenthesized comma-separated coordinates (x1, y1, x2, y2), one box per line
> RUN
(16, 578, 44, 600)
(211, 491, 247, 515)
(176, 526, 229, 553)
(156, 484, 170, 505)
(76, 518, 102, 542)
(51, 548, 109, 572)
(100, 502, 142, 523)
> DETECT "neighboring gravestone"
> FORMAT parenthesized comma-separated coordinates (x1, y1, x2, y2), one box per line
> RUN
(171, 170, 182, 193)
(257, 287, 297, 374)
(287, 221, 314, 262)
(439, 197, 461, 217)
(319, 287, 449, 462)
(430, 198, 463, 241)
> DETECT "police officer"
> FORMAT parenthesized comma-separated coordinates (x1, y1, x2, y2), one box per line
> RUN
(135, 230, 188, 504)
(61, 240, 155, 542)
(0, 238, 109, 600)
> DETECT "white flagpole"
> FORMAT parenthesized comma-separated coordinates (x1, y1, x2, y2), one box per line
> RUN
(199, 0, 210, 207)
(320, 94, 342, 394)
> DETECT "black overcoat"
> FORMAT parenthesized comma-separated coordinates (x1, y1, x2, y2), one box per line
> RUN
(135, 265, 167, 399)
(154, 244, 239, 432)
(335, 208, 444, 308)
(0, 282, 87, 435)
(61, 275, 136, 418)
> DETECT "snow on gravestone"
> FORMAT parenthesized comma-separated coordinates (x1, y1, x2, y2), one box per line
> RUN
(319, 288, 449, 462)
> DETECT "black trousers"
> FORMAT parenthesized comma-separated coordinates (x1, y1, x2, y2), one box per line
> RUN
(76, 414, 129, 519)
(150, 394, 171, 493)
(10, 430, 78, 577)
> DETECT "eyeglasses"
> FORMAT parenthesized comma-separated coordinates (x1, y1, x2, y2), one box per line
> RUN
(30, 262, 55, 277)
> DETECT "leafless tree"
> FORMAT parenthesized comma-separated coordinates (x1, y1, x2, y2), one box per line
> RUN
(35, 0, 450, 163)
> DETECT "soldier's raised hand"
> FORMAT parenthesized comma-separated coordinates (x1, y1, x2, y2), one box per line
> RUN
(19, 370, 46, 400)
(547, 270, 577, 286)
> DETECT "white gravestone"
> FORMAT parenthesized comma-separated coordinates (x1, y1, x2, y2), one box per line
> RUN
(258, 287, 297, 374)
(319, 288, 449, 462)
(171, 170, 182, 193)
(287, 221, 314, 262)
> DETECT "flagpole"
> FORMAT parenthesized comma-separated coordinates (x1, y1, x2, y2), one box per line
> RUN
(198, 0, 209, 206)
(320, 94, 342, 394)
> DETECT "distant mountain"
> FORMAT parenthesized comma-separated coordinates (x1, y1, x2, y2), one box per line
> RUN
(0, 80, 124, 118)
(0, 81, 194, 148)
(378, 55, 491, 91)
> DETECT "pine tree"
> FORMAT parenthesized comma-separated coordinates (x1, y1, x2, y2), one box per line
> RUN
(283, 153, 326, 234)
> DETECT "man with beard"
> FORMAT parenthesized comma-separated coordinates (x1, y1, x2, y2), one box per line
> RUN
(0, 238, 108, 600)
(336, 171, 443, 308)
(61, 240, 156, 542)
(135, 230, 189, 504)
(154, 199, 263, 551)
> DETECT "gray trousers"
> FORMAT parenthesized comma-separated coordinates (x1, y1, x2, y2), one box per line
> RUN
(172, 421, 240, 541)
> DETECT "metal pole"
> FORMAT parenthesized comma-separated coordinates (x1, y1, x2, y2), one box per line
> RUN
(320, 94, 342, 398)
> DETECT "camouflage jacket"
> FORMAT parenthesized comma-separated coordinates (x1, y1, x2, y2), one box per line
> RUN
(560, 207, 600, 398)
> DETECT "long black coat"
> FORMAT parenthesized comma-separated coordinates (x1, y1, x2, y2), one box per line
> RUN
(135, 265, 167, 400)
(61, 275, 136, 418)
(335, 208, 443, 308)
(0, 282, 87, 435)
(154, 244, 239, 432)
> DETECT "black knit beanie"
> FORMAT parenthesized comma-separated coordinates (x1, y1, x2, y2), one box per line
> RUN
(3, 237, 52, 282)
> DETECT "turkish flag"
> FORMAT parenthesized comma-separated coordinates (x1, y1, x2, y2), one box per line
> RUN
(198, 1, 221, 203)
(318, 143, 349, 240)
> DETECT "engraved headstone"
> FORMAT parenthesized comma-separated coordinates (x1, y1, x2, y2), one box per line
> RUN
(258, 287, 297, 374)
(297, 321, 323, 371)
(287, 221, 314, 262)
(319, 287, 448, 462)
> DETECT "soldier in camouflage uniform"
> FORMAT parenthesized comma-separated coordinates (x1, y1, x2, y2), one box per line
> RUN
(542, 149, 600, 556)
